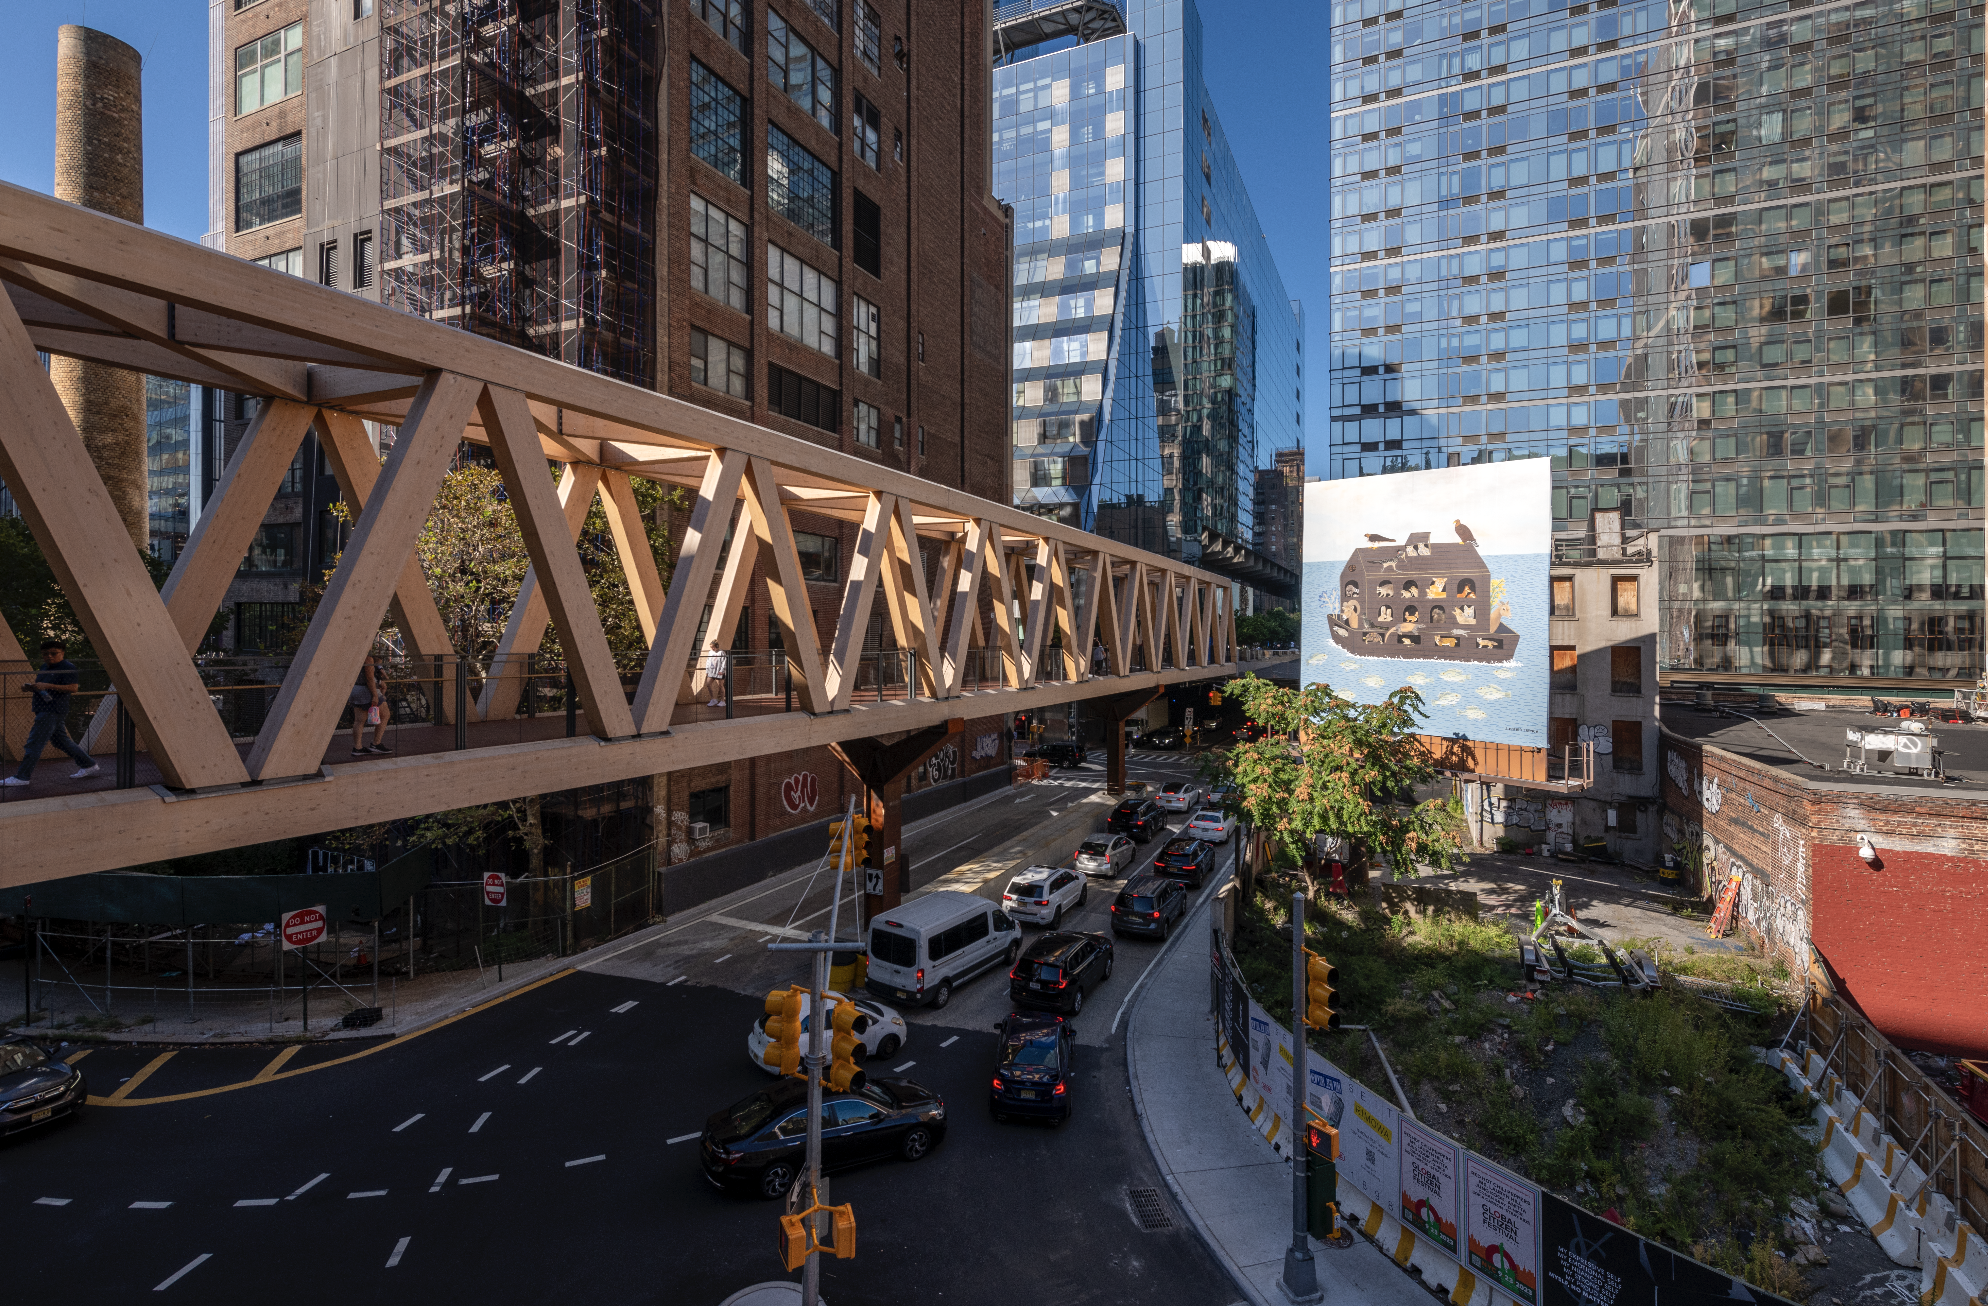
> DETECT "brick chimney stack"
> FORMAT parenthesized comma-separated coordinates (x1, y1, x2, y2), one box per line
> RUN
(52, 25, 148, 552)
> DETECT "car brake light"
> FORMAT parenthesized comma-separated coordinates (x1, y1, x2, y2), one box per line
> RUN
(1053, 1082, 1066, 1096)
(915, 968, 924, 990)
(992, 1077, 1004, 1092)
(1055, 976, 1067, 989)
(1151, 911, 1161, 919)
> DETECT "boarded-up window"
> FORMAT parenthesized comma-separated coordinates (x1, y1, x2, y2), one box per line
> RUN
(1612, 576, 1640, 617)
(1610, 645, 1642, 695)
(1551, 646, 1579, 691)
(1611, 719, 1644, 772)
(1551, 576, 1576, 617)
(1549, 717, 1578, 751)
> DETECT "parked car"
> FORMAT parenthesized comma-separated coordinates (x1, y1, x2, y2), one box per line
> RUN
(1002, 865, 1088, 927)
(700, 1076, 946, 1199)
(866, 890, 1021, 1009)
(1024, 742, 1090, 769)
(989, 1011, 1077, 1123)
(1153, 781, 1205, 813)
(1073, 833, 1137, 878)
(0, 1035, 85, 1137)
(1183, 808, 1238, 844)
(1008, 931, 1115, 1015)
(1106, 797, 1167, 843)
(1151, 838, 1216, 889)
(746, 992, 906, 1075)
(1110, 874, 1190, 940)
(1141, 726, 1186, 749)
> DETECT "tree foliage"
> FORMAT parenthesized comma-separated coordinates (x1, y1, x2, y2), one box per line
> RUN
(0, 514, 173, 659)
(1234, 606, 1299, 647)
(1209, 674, 1467, 882)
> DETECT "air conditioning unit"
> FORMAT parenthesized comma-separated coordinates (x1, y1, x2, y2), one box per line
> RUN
(689, 821, 711, 839)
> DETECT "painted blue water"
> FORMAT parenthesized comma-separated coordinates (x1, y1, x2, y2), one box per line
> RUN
(1298, 552, 1549, 748)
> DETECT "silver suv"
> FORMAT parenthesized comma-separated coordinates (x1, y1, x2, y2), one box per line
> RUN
(1001, 866, 1088, 928)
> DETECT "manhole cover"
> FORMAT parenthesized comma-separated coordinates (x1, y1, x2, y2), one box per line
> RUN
(1128, 1186, 1173, 1231)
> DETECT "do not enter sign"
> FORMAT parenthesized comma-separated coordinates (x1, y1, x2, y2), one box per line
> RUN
(281, 905, 327, 951)
(483, 873, 508, 907)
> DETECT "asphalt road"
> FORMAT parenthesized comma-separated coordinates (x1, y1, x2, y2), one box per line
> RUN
(4, 750, 1247, 1306)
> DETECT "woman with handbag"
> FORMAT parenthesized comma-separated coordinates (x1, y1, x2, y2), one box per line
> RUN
(349, 653, 393, 756)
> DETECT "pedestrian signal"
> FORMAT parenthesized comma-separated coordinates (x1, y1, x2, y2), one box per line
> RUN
(1302, 949, 1340, 1031)
(762, 987, 804, 1076)
(778, 1212, 810, 1270)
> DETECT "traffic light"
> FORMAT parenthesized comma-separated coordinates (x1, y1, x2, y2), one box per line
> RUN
(1302, 949, 1340, 1031)
(826, 999, 863, 1092)
(779, 1202, 856, 1269)
(826, 816, 871, 872)
(762, 986, 804, 1076)
(1208, 688, 1223, 706)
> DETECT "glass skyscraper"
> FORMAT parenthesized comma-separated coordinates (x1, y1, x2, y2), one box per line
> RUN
(1328, 0, 1984, 683)
(995, 0, 1305, 587)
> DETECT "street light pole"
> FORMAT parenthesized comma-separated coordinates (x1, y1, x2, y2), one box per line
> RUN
(1283, 889, 1324, 1303)
(803, 928, 827, 1306)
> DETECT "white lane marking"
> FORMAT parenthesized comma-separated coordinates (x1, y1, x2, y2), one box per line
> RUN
(568, 1030, 592, 1046)
(476, 1065, 511, 1082)
(893, 1061, 916, 1072)
(757, 935, 774, 943)
(386, 1236, 411, 1269)
(565, 1155, 606, 1167)
(427, 1167, 452, 1193)
(709, 914, 811, 940)
(153, 1254, 211, 1292)
(610, 1000, 638, 1013)
(458, 1174, 499, 1185)
(348, 1190, 388, 1199)
(712, 954, 733, 964)
(286, 1173, 329, 1200)
(130, 1201, 173, 1209)
(517, 1067, 542, 1084)
(667, 976, 685, 986)
(469, 1112, 491, 1133)
(666, 1132, 701, 1145)
(34, 1197, 72, 1206)
(548, 1030, 576, 1045)
(939, 1036, 959, 1048)
(919, 830, 988, 864)
(392, 1113, 424, 1132)
(233, 1199, 278, 1207)
(1110, 863, 1232, 1036)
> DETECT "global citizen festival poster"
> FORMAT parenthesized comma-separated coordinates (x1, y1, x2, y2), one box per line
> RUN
(1398, 1117, 1462, 1253)
(1465, 1153, 1542, 1306)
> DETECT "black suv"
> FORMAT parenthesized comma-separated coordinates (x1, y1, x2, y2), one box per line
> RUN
(1025, 742, 1089, 769)
(989, 1011, 1076, 1123)
(1106, 797, 1166, 843)
(1111, 874, 1189, 940)
(1151, 838, 1216, 889)
(1008, 931, 1115, 1015)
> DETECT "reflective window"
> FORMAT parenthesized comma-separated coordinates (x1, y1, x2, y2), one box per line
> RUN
(767, 125, 837, 247)
(690, 62, 746, 184)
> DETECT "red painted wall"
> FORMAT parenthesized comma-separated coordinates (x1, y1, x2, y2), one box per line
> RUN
(1810, 842, 1988, 1059)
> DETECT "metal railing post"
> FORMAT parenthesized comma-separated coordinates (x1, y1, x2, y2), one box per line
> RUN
(784, 653, 793, 713)
(454, 656, 468, 751)
(565, 667, 577, 737)
(725, 659, 735, 720)
(115, 702, 135, 789)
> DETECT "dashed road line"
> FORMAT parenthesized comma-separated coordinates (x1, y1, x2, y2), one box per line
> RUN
(477, 1065, 511, 1082)
(565, 1154, 606, 1167)
(233, 1199, 278, 1207)
(349, 1190, 388, 1199)
(470, 1112, 490, 1133)
(666, 1132, 701, 1144)
(34, 1197, 71, 1206)
(287, 1173, 329, 1200)
(130, 1201, 173, 1209)
(610, 1000, 638, 1013)
(153, 1254, 211, 1292)
(427, 1167, 452, 1193)
(548, 1031, 576, 1045)
(893, 1061, 916, 1072)
(568, 1031, 592, 1047)
(667, 976, 686, 986)
(939, 1036, 959, 1048)
(757, 934, 774, 943)
(712, 954, 733, 964)
(458, 1174, 499, 1185)
(386, 1236, 411, 1269)
(393, 1113, 424, 1132)
(517, 1067, 541, 1084)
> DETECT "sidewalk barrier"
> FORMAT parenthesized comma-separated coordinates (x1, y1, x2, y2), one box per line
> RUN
(1841, 1153, 1921, 1266)
(1851, 1105, 1885, 1151)
(1936, 1222, 1988, 1298)
(1817, 1112, 1873, 1187)
(1447, 1268, 1494, 1306)
(1921, 1218, 1966, 1296)
(1407, 1232, 1465, 1297)
(1803, 1049, 1828, 1090)
(1388, 1223, 1418, 1268)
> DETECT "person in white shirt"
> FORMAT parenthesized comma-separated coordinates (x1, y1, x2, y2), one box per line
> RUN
(704, 641, 729, 708)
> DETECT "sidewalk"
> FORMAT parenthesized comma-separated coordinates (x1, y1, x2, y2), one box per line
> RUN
(1125, 893, 1429, 1306)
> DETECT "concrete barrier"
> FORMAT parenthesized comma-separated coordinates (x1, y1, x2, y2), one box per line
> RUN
(1851, 1106, 1884, 1151)
(1867, 1185, 1924, 1267)
(1922, 1240, 1988, 1306)
(1921, 1218, 1965, 1298)
(1408, 1231, 1464, 1297)
(1389, 1223, 1417, 1268)
(1938, 1222, 1988, 1299)
(1446, 1267, 1494, 1306)
(1803, 1049, 1828, 1090)
(1817, 1112, 1872, 1187)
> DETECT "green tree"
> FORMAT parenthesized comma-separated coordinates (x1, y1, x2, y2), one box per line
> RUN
(0, 514, 172, 659)
(1235, 607, 1299, 647)
(1209, 674, 1466, 893)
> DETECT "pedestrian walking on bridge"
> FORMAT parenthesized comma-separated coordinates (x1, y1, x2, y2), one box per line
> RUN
(2, 639, 98, 787)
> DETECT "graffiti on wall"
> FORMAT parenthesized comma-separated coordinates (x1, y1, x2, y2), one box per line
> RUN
(970, 733, 1001, 760)
(1482, 794, 1547, 830)
(1666, 747, 1724, 814)
(917, 745, 959, 788)
(780, 772, 821, 814)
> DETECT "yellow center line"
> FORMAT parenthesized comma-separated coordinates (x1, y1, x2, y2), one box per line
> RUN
(102, 1051, 176, 1103)
(251, 1045, 302, 1082)
(63, 1049, 92, 1066)
(90, 968, 576, 1108)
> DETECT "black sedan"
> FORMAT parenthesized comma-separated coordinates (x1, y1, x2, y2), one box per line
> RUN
(1025, 742, 1089, 769)
(1008, 930, 1114, 1015)
(700, 1076, 946, 1200)
(989, 1011, 1076, 1124)
(1151, 837, 1217, 889)
(0, 1035, 86, 1137)
(1142, 726, 1186, 749)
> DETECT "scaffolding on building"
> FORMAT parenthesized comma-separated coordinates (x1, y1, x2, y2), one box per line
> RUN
(379, 0, 658, 386)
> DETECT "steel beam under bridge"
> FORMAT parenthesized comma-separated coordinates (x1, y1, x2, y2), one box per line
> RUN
(0, 179, 1245, 887)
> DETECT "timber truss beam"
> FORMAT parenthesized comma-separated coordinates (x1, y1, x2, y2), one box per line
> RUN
(0, 181, 1240, 885)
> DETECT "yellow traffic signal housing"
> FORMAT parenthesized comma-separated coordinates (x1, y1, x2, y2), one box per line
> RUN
(1303, 950, 1340, 1031)
(762, 987, 804, 1076)
(827, 821, 849, 871)
(825, 1203, 857, 1258)
(848, 815, 871, 867)
(826, 999, 863, 1092)
(778, 1212, 810, 1271)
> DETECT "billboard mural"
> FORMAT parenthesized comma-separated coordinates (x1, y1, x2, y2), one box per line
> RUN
(1302, 461, 1551, 748)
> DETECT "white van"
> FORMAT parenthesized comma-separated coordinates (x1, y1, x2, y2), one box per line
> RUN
(865, 890, 1019, 1009)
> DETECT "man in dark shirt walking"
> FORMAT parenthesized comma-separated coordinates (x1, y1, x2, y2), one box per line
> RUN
(2, 639, 99, 787)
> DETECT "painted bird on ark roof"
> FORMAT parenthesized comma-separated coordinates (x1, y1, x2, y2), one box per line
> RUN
(1364, 533, 1395, 543)
(1453, 519, 1478, 546)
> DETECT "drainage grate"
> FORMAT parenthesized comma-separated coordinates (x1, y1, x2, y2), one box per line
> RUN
(1128, 1186, 1174, 1231)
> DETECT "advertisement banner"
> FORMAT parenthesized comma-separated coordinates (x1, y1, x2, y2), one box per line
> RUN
(1540, 1194, 1799, 1306)
(1399, 1116, 1464, 1254)
(1308, 1057, 1402, 1221)
(1301, 459, 1551, 749)
(1465, 1153, 1543, 1306)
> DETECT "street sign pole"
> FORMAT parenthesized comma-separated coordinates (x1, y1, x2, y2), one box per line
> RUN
(803, 929, 827, 1306)
(1283, 890, 1324, 1303)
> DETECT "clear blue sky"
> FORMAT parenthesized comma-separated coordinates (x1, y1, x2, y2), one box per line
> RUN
(0, 1, 212, 243)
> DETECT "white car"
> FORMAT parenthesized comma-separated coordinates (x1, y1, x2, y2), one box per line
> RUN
(1183, 809, 1238, 843)
(1002, 865, 1089, 927)
(747, 991, 906, 1074)
(1153, 781, 1205, 813)
(1073, 833, 1137, 878)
